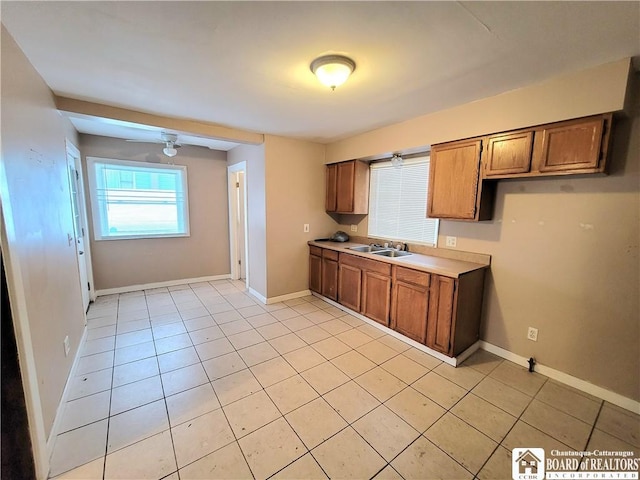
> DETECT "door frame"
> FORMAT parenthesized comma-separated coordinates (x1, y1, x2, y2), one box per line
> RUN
(65, 140, 95, 303)
(227, 162, 249, 286)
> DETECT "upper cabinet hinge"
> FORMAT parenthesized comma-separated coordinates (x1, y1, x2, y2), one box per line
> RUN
(236, 182, 240, 188)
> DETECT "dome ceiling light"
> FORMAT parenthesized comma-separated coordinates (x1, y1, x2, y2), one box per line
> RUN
(310, 54, 356, 91)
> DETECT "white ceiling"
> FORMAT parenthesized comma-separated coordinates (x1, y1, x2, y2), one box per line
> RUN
(2, 1, 639, 145)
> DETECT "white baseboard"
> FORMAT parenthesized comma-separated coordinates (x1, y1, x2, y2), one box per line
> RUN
(46, 326, 88, 461)
(249, 288, 312, 305)
(248, 288, 267, 304)
(95, 274, 231, 297)
(480, 341, 640, 415)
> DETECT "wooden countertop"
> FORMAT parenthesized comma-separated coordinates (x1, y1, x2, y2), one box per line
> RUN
(308, 240, 489, 278)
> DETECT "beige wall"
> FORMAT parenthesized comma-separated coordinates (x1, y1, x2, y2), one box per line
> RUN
(264, 135, 339, 298)
(328, 62, 639, 401)
(228, 143, 268, 297)
(79, 135, 230, 290)
(1, 25, 85, 440)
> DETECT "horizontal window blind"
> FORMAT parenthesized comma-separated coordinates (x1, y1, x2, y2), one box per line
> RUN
(368, 156, 439, 246)
(87, 157, 189, 240)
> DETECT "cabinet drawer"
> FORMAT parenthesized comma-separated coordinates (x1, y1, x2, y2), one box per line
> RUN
(394, 266, 430, 287)
(322, 249, 339, 261)
(339, 253, 391, 276)
(310, 246, 322, 257)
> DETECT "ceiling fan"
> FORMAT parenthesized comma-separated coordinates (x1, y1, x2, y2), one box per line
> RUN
(126, 132, 182, 157)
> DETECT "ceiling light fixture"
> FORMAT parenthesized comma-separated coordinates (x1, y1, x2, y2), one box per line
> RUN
(163, 146, 177, 157)
(391, 153, 403, 169)
(310, 54, 356, 90)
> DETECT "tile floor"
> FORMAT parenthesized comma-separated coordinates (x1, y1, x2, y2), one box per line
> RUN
(49, 279, 639, 479)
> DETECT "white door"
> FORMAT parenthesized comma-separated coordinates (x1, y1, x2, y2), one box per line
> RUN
(237, 171, 246, 280)
(66, 142, 91, 312)
(228, 162, 248, 285)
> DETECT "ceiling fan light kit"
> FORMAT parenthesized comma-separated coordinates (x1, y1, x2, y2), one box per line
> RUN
(310, 54, 356, 90)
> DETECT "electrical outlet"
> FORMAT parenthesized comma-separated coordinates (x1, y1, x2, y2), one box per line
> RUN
(63, 335, 70, 356)
(527, 327, 538, 342)
(445, 236, 457, 247)
(350, 224, 358, 232)
(303, 224, 309, 233)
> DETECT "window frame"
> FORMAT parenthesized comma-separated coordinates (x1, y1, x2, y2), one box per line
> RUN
(86, 156, 190, 241)
(367, 155, 439, 247)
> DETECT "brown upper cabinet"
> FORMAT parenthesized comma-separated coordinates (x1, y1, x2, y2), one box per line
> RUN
(484, 130, 534, 177)
(325, 160, 370, 214)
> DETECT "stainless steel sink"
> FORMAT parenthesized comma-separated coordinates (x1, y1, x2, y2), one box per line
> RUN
(348, 245, 389, 253)
(372, 249, 412, 258)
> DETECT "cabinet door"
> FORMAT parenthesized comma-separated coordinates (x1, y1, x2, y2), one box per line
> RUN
(426, 275, 455, 355)
(484, 131, 533, 176)
(321, 258, 338, 301)
(338, 263, 361, 312)
(538, 117, 604, 173)
(391, 281, 429, 343)
(428, 139, 483, 220)
(362, 271, 391, 326)
(325, 164, 337, 212)
(336, 161, 355, 213)
(309, 254, 322, 294)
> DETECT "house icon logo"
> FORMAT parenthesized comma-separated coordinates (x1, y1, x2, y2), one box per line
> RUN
(512, 448, 545, 480)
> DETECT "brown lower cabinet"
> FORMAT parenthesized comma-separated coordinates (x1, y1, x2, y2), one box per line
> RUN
(309, 246, 338, 301)
(390, 267, 430, 344)
(426, 275, 455, 354)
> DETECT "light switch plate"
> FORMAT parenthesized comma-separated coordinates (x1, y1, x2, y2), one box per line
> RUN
(303, 224, 310, 233)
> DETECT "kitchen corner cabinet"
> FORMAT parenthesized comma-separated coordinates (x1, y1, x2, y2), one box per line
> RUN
(309, 246, 338, 301)
(325, 160, 370, 214)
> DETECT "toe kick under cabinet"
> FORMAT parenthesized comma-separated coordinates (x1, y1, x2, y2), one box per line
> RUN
(309, 246, 487, 358)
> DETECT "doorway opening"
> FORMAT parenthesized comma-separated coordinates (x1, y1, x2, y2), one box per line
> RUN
(228, 162, 248, 286)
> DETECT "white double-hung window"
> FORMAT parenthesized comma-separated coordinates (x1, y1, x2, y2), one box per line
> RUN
(86, 157, 189, 240)
(368, 155, 439, 246)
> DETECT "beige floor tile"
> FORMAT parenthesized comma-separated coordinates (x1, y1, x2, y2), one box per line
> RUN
(219, 319, 253, 336)
(165, 383, 221, 427)
(212, 368, 262, 406)
(82, 336, 116, 356)
(194, 337, 235, 361)
(238, 417, 307, 479)
(587, 428, 638, 454)
(58, 390, 111, 433)
(86, 324, 117, 341)
(535, 381, 602, 424)
(318, 318, 352, 335)
(202, 351, 247, 381)
(116, 319, 150, 335)
(521, 399, 593, 449)
(269, 333, 307, 354)
(115, 328, 153, 349)
(451, 393, 517, 442)
(250, 356, 297, 387)
(149, 312, 182, 326)
(489, 361, 546, 396)
(114, 341, 156, 365)
(305, 310, 334, 324)
(223, 390, 282, 438)
(402, 348, 443, 370)
(154, 333, 193, 355)
(412, 371, 466, 409)
(107, 399, 169, 453)
(312, 336, 352, 360)
(331, 350, 376, 378)
(434, 363, 485, 390)
(76, 351, 114, 375)
(246, 312, 279, 328)
(183, 316, 216, 333)
(104, 430, 176, 479)
(312, 426, 386, 479)
(237, 305, 266, 318)
(355, 366, 407, 402)
(461, 349, 503, 375)
(271, 307, 301, 321)
(357, 340, 399, 364)
(595, 403, 640, 447)
(381, 354, 428, 384)
(51, 457, 104, 480)
(238, 341, 280, 367)
(425, 413, 497, 474)
(212, 309, 242, 324)
(502, 420, 573, 452)
(49, 420, 108, 478)
(188, 325, 225, 345)
(335, 328, 374, 348)
(301, 361, 350, 394)
(256, 321, 291, 340)
(283, 345, 326, 372)
(286, 398, 347, 449)
(353, 405, 420, 461)
(292, 302, 321, 315)
(157, 346, 200, 373)
(265, 374, 319, 414)
(112, 356, 158, 387)
(372, 465, 403, 479)
(296, 325, 332, 344)
(228, 329, 265, 350)
(271, 453, 328, 479)
(172, 409, 235, 468)
(377, 334, 411, 352)
(324, 380, 381, 423)
(477, 446, 512, 480)
(338, 313, 365, 326)
(179, 442, 252, 480)
(472, 376, 533, 417)
(356, 323, 387, 339)
(392, 436, 472, 480)
(110, 375, 164, 415)
(161, 363, 209, 396)
(281, 315, 314, 332)
(384, 387, 445, 432)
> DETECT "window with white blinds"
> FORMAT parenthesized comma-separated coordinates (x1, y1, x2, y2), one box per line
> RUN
(87, 157, 189, 240)
(368, 156, 439, 246)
